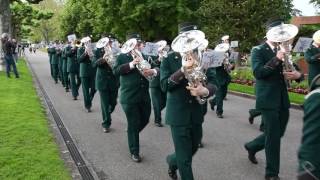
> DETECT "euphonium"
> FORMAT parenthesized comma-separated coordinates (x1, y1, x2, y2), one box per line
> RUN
(171, 30, 207, 104)
(103, 45, 115, 67)
(277, 41, 295, 72)
(81, 36, 94, 59)
(121, 38, 153, 81)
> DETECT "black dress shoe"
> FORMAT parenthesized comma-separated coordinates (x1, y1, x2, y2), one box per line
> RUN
(198, 142, 204, 148)
(244, 144, 258, 164)
(168, 168, 178, 180)
(86, 108, 92, 113)
(155, 122, 163, 127)
(103, 127, 110, 133)
(66, 88, 70, 92)
(265, 176, 280, 180)
(217, 113, 223, 118)
(131, 154, 141, 163)
(73, 96, 77, 100)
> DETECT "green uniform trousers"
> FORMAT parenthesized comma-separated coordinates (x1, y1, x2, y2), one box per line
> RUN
(121, 101, 151, 155)
(70, 73, 81, 98)
(63, 72, 70, 90)
(249, 108, 264, 130)
(99, 90, 118, 128)
(245, 109, 289, 177)
(58, 62, 63, 83)
(167, 124, 202, 180)
(52, 64, 59, 82)
(150, 87, 166, 123)
(211, 83, 228, 114)
(81, 77, 96, 109)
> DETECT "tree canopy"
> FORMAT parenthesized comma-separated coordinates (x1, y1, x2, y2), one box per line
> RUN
(59, 0, 295, 52)
(11, 1, 53, 39)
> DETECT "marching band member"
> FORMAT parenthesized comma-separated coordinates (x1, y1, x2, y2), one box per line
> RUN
(94, 35, 119, 133)
(113, 33, 157, 162)
(49, 41, 59, 84)
(149, 40, 168, 127)
(209, 35, 234, 118)
(244, 19, 304, 180)
(160, 23, 217, 180)
(305, 30, 320, 86)
(61, 41, 69, 92)
(298, 74, 320, 180)
(67, 40, 81, 99)
(78, 37, 96, 112)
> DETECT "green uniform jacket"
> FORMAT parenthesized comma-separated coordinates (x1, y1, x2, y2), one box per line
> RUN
(66, 46, 79, 73)
(48, 47, 58, 65)
(113, 53, 150, 104)
(298, 88, 320, 177)
(93, 48, 119, 91)
(304, 45, 320, 85)
(215, 66, 231, 86)
(77, 47, 95, 78)
(251, 43, 290, 110)
(160, 52, 217, 126)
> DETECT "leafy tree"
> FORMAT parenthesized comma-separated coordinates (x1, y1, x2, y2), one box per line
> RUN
(60, 0, 201, 42)
(10, 1, 53, 40)
(0, 0, 44, 37)
(31, 0, 66, 43)
(197, 0, 294, 52)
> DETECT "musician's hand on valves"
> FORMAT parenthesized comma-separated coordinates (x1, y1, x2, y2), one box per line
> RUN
(186, 83, 209, 97)
(142, 69, 155, 77)
(276, 51, 285, 61)
(283, 70, 302, 80)
(132, 58, 140, 65)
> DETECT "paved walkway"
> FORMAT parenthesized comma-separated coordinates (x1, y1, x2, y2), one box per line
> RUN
(26, 51, 304, 180)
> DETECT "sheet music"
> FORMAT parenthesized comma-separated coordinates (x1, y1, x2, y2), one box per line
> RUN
(201, 50, 225, 69)
(142, 42, 159, 56)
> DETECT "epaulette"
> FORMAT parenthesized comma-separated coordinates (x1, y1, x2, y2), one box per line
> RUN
(252, 45, 262, 51)
(305, 88, 320, 100)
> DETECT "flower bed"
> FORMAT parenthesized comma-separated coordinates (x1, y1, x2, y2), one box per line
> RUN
(230, 67, 309, 95)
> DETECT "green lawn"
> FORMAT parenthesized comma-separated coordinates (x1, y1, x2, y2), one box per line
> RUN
(229, 83, 305, 105)
(0, 60, 71, 180)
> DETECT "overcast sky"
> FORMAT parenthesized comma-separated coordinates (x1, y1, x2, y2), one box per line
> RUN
(293, 0, 318, 16)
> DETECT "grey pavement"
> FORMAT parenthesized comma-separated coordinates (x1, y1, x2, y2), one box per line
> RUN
(26, 51, 304, 180)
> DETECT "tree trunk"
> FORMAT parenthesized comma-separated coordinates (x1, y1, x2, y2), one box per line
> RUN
(0, 0, 11, 35)
(0, 0, 12, 71)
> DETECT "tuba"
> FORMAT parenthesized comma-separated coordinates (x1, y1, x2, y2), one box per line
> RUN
(81, 36, 94, 59)
(171, 30, 208, 104)
(266, 23, 299, 86)
(121, 38, 153, 80)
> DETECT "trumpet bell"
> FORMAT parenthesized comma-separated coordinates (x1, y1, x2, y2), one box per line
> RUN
(266, 23, 299, 42)
(121, 38, 137, 54)
(171, 30, 205, 53)
(96, 37, 109, 48)
(198, 39, 208, 51)
(214, 43, 230, 52)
